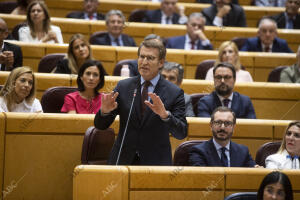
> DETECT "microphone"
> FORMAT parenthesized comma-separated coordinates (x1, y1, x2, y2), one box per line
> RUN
(116, 88, 137, 165)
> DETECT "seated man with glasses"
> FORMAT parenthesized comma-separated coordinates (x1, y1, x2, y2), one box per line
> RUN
(189, 106, 257, 167)
(197, 62, 256, 119)
(166, 13, 213, 50)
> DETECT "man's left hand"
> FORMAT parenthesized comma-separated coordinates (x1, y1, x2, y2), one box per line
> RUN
(144, 92, 169, 119)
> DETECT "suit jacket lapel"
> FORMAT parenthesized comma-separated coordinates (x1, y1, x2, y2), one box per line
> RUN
(133, 76, 142, 123)
(229, 142, 238, 167)
(212, 91, 222, 108)
(207, 139, 222, 166)
(230, 92, 239, 116)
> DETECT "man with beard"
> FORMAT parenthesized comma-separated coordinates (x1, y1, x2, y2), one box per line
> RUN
(197, 62, 256, 119)
(90, 10, 136, 47)
(189, 106, 256, 167)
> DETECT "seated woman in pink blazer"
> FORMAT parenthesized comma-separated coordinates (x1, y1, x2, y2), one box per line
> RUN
(61, 60, 106, 114)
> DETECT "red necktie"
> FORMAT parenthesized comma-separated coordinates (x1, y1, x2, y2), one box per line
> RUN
(141, 81, 151, 116)
(190, 41, 195, 50)
(264, 46, 270, 52)
(223, 99, 230, 107)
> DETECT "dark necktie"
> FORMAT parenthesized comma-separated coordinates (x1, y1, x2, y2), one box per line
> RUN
(141, 81, 151, 116)
(264, 46, 270, 52)
(115, 38, 120, 46)
(190, 41, 195, 50)
(220, 147, 228, 167)
(223, 99, 230, 107)
(166, 16, 171, 24)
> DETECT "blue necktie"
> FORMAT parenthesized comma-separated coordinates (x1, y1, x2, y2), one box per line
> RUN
(287, 19, 293, 29)
(221, 147, 228, 167)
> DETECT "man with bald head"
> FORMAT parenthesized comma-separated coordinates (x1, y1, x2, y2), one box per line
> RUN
(241, 17, 293, 53)
(0, 18, 23, 71)
(166, 13, 213, 50)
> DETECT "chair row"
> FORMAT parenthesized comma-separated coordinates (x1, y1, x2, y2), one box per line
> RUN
(43, 0, 290, 27)
(73, 166, 300, 200)
(2, 13, 300, 53)
(0, 72, 299, 119)
(0, 112, 294, 200)
(1, 40, 297, 81)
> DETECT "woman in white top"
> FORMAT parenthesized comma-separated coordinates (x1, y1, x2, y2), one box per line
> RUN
(266, 121, 300, 169)
(18, 1, 63, 44)
(205, 41, 253, 82)
(0, 67, 43, 112)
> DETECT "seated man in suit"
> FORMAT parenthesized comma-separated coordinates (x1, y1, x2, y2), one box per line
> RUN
(161, 62, 195, 117)
(0, 18, 23, 71)
(142, 0, 188, 24)
(66, 0, 105, 20)
(197, 62, 256, 119)
(280, 45, 300, 83)
(271, 0, 300, 29)
(241, 18, 293, 53)
(201, 0, 246, 27)
(189, 106, 257, 167)
(91, 10, 136, 47)
(166, 13, 213, 50)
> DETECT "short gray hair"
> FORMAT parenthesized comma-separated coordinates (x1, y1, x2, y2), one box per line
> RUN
(258, 17, 277, 29)
(105, 10, 125, 25)
(188, 12, 206, 24)
(162, 62, 184, 84)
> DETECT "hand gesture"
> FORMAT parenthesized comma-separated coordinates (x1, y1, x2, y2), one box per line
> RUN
(3, 51, 14, 67)
(176, 4, 185, 16)
(217, 5, 231, 18)
(144, 92, 169, 119)
(194, 29, 208, 41)
(101, 92, 119, 114)
(42, 30, 59, 43)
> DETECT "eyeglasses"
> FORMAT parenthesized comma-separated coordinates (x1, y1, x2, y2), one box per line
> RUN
(138, 55, 157, 62)
(212, 120, 234, 127)
(214, 75, 233, 81)
(0, 28, 7, 33)
(286, 131, 300, 138)
(287, 0, 300, 5)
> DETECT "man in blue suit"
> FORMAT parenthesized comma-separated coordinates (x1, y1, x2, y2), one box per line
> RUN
(189, 106, 257, 167)
(91, 10, 136, 47)
(166, 13, 213, 50)
(142, 0, 187, 25)
(94, 39, 187, 165)
(241, 17, 293, 53)
(197, 62, 256, 119)
(66, 0, 105, 20)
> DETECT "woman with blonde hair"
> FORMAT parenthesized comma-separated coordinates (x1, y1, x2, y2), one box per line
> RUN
(266, 121, 300, 169)
(55, 34, 95, 74)
(18, 1, 63, 44)
(0, 67, 43, 112)
(205, 41, 253, 82)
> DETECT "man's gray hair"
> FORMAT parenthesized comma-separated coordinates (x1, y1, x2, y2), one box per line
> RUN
(105, 10, 125, 24)
(258, 17, 277, 29)
(162, 62, 184, 84)
(188, 12, 206, 24)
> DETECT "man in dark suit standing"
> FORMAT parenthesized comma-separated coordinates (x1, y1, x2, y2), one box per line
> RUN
(90, 10, 136, 47)
(94, 39, 187, 165)
(189, 106, 257, 167)
(197, 62, 256, 119)
(66, 0, 105, 20)
(0, 18, 23, 71)
(143, 0, 188, 25)
(201, 0, 247, 27)
(166, 13, 213, 50)
(271, 0, 300, 29)
(241, 18, 293, 53)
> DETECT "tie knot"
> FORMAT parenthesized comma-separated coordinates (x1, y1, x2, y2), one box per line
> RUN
(264, 46, 270, 52)
(223, 99, 230, 107)
(221, 147, 227, 153)
(143, 81, 151, 88)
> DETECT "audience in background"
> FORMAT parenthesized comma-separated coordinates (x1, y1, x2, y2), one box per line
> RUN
(0, 18, 23, 71)
(257, 171, 294, 200)
(197, 0, 239, 4)
(66, 0, 105, 20)
(198, 62, 256, 118)
(189, 106, 257, 167)
(206, 41, 253, 82)
(201, 0, 247, 27)
(91, 10, 136, 47)
(271, 0, 300, 29)
(55, 34, 98, 74)
(241, 18, 293, 53)
(280, 45, 300, 83)
(0, 67, 42, 112)
(61, 60, 105, 114)
(11, 0, 35, 15)
(161, 62, 195, 117)
(256, 0, 286, 7)
(265, 121, 300, 169)
(18, 1, 63, 44)
(166, 13, 213, 50)
(142, 0, 187, 24)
